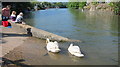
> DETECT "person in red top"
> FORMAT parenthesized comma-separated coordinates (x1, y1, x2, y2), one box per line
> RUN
(2, 5, 11, 21)
(2, 5, 12, 28)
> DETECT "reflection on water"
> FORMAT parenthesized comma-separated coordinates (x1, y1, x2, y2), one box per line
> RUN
(47, 52, 62, 60)
(24, 8, 118, 65)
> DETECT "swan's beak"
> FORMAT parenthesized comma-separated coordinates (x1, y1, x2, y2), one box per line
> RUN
(78, 54, 84, 57)
(55, 49, 61, 52)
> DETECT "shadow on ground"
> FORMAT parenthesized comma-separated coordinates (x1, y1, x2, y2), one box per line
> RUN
(1, 57, 32, 67)
(2, 33, 29, 38)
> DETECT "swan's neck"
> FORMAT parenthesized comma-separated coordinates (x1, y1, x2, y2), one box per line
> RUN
(69, 44, 73, 48)
(46, 38, 50, 44)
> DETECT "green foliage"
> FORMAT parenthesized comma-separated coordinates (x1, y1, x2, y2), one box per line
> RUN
(79, 2, 86, 9)
(2, 2, 67, 13)
(53, 2, 67, 8)
(108, 2, 120, 14)
(92, 2, 98, 5)
(68, 2, 79, 9)
(68, 2, 86, 9)
(113, 2, 120, 14)
(42, 2, 52, 7)
(108, 2, 115, 7)
(31, 2, 67, 8)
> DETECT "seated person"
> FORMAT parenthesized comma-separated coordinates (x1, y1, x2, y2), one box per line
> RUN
(15, 12, 26, 24)
(10, 11, 16, 21)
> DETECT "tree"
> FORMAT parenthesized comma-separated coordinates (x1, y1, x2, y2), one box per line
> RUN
(67, 2, 86, 9)
(79, 2, 86, 9)
(53, 2, 66, 8)
(108, 2, 120, 15)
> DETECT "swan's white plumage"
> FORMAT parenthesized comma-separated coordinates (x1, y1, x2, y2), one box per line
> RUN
(68, 43, 84, 57)
(46, 38, 60, 53)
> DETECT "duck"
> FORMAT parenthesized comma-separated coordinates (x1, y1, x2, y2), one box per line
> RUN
(46, 38, 61, 53)
(68, 43, 84, 57)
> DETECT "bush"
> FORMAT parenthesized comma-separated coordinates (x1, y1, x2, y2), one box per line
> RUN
(79, 2, 86, 9)
(92, 2, 98, 5)
(108, 2, 115, 7)
(68, 2, 86, 9)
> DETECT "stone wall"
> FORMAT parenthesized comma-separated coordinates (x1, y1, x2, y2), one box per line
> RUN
(10, 22, 81, 42)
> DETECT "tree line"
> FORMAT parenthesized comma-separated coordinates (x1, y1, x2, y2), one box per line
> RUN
(2, 2, 120, 15)
(67, 2, 86, 9)
(2, 2, 67, 14)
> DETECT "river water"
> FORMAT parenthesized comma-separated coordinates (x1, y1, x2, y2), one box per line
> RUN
(23, 8, 118, 65)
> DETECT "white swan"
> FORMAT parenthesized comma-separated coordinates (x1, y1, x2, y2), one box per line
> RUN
(46, 38, 61, 53)
(68, 43, 84, 57)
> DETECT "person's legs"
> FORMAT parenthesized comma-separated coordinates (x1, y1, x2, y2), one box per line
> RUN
(2, 16, 6, 21)
(6, 16, 9, 20)
(2, 16, 9, 21)
(15, 22, 22, 24)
